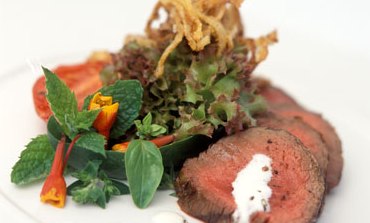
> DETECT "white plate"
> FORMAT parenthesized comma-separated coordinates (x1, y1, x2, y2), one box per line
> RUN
(1, 59, 369, 223)
(1, 0, 370, 222)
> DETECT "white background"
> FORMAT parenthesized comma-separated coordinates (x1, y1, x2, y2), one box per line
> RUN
(1, 0, 370, 222)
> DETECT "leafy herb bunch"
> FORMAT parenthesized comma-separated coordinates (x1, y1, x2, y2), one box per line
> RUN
(11, 68, 170, 209)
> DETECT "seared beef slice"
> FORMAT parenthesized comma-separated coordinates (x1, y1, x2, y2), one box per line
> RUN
(257, 81, 343, 190)
(175, 127, 325, 223)
(257, 113, 329, 176)
(272, 105, 343, 190)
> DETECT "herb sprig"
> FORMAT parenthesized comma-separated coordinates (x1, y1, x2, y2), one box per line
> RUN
(11, 68, 170, 209)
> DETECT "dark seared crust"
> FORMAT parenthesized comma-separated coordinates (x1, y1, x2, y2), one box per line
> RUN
(175, 127, 325, 223)
(271, 105, 343, 191)
(256, 112, 329, 176)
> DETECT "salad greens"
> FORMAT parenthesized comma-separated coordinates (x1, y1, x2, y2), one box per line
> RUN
(109, 40, 266, 139)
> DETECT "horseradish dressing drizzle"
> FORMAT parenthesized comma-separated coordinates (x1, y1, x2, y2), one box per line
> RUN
(232, 154, 273, 223)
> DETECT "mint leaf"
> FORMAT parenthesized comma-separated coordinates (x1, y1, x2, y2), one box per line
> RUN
(75, 132, 106, 157)
(44, 67, 101, 139)
(74, 110, 101, 132)
(84, 80, 143, 138)
(125, 140, 164, 208)
(44, 67, 78, 138)
(69, 161, 129, 208)
(11, 135, 54, 185)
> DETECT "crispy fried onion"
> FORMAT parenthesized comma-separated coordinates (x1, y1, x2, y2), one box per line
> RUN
(244, 30, 278, 68)
(146, 0, 245, 77)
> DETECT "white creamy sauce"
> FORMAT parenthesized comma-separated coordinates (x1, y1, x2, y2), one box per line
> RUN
(152, 211, 187, 223)
(232, 154, 273, 223)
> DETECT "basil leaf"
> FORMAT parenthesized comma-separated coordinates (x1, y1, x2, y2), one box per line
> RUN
(75, 132, 106, 158)
(135, 113, 167, 139)
(125, 140, 164, 208)
(84, 80, 143, 138)
(11, 135, 54, 185)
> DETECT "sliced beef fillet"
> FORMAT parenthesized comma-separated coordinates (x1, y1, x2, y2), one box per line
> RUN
(255, 79, 343, 190)
(256, 113, 329, 176)
(253, 78, 301, 108)
(271, 105, 343, 191)
(175, 127, 325, 223)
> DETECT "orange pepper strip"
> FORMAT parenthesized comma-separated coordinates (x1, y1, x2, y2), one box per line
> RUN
(112, 135, 176, 153)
